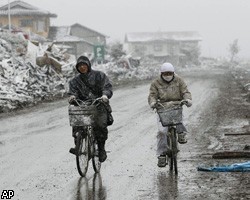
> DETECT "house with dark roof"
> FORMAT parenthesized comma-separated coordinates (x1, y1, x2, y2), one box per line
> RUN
(124, 31, 202, 66)
(48, 23, 108, 58)
(0, 0, 57, 38)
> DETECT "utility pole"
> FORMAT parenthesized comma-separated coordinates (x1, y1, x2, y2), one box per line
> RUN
(8, 0, 11, 32)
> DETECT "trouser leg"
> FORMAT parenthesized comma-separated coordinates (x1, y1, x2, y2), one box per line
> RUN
(94, 104, 108, 162)
(69, 127, 78, 155)
(157, 114, 169, 156)
(157, 131, 169, 156)
(176, 123, 187, 134)
(72, 127, 78, 145)
(176, 123, 188, 144)
(94, 104, 108, 143)
(72, 126, 86, 145)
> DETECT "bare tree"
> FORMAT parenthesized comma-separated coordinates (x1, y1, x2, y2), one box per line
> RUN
(108, 41, 126, 60)
(229, 39, 239, 62)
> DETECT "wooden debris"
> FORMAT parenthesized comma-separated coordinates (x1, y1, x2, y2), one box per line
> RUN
(212, 151, 250, 159)
(0, 32, 75, 113)
(244, 145, 250, 150)
(36, 54, 62, 73)
(225, 132, 250, 136)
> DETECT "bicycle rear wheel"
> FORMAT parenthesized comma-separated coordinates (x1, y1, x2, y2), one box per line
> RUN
(167, 130, 173, 171)
(171, 129, 178, 174)
(92, 140, 101, 173)
(76, 132, 89, 177)
(173, 154, 178, 174)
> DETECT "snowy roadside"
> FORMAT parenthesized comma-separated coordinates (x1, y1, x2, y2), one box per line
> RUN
(1, 31, 249, 114)
(198, 65, 250, 159)
(0, 32, 163, 112)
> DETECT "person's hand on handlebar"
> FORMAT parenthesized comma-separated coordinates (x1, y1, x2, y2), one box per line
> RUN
(150, 101, 157, 109)
(181, 99, 192, 107)
(68, 95, 76, 104)
(101, 95, 109, 103)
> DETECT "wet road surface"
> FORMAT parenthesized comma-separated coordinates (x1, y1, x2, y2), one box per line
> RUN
(0, 68, 249, 200)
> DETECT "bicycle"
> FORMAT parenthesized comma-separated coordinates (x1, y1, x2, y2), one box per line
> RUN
(68, 98, 102, 177)
(156, 101, 186, 174)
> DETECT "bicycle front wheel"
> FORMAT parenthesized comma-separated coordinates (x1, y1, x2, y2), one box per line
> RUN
(76, 132, 89, 177)
(92, 140, 101, 173)
(168, 128, 178, 174)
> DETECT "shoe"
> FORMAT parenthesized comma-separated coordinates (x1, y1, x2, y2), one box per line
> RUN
(98, 141, 107, 162)
(99, 150, 107, 162)
(69, 147, 77, 155)
(178, 132, 187, 144)
(162, 148, 172, 157)
(157, 155, 167, 167)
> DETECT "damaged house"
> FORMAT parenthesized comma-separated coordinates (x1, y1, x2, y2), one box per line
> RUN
(48, 23, 108, 59)
(0, 0, 57, 38)
(124, 31, 202, 66)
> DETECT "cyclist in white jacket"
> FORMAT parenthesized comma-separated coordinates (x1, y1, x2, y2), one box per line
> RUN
(148, 63, 192, 166)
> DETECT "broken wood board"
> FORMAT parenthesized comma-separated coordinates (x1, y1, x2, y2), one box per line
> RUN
(225, 132, 250, 136)
(212, 151, 250, 159)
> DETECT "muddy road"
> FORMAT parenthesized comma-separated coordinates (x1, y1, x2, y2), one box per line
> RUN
(0, 68, 249, 200)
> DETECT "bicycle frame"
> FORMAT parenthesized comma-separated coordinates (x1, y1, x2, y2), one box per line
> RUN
(69, 98, 102, 177)
(156, 101, 184, 174)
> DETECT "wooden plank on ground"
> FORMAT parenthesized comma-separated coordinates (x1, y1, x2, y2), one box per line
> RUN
(225, 132, 250, 136)
(212, 151, 250, 159)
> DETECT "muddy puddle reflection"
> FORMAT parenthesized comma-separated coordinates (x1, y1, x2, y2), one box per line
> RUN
(157, 171, 179, 200)
(74, 174, 107, 200)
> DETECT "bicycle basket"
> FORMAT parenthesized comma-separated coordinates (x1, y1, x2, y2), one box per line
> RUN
(157, 106, 183, 126)
(68, 105, 96, 126)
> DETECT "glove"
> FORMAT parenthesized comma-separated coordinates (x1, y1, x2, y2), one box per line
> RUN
(150, 102, 157, 109)
(101, 95, 109, 103)
(181, 99, 192, 107)
(186, 99, 192, 107)
(68, 95, 76, 104)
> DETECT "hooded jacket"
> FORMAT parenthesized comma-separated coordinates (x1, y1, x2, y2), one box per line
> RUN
(68, 56, 113, 100)
(148, 74, 191, 108)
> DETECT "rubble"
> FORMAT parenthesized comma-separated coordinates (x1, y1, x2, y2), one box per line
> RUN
(0, 32, 75, 113)
(0, 31, 194, 113)
(1, 31, 156, 113)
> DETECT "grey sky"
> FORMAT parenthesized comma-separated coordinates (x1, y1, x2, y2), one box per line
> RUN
(2, 0, 250, 58)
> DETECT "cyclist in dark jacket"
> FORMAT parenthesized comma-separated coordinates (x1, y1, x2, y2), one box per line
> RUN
(68, 55, 113, 162)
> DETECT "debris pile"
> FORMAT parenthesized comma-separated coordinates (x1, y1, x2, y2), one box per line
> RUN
(0, 32, 75, 112)
(93, 57, 160, 84)
(0, 32, 180, 113)
(231, 64, 250, 102)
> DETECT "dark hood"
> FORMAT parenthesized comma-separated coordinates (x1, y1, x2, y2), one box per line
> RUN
(76, 56, 91, 73)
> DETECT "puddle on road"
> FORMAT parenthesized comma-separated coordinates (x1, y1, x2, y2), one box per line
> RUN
(156, 171, 179, 199)
(71, 174, 107, 200)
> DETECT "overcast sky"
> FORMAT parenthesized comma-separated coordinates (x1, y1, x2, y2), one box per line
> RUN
(2, 0, 250, 59)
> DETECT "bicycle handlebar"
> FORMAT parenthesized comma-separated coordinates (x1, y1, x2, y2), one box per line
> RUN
(180, 100, 188, 107)
(71, 97, 103, 107)
(155, 100, 187, 109)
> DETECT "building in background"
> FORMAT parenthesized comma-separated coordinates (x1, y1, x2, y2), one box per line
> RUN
(0, 0, 57, 38)
(0, 1, 108, 60)
(48, 23, 108, 59)
(124, 31, 202, 66)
